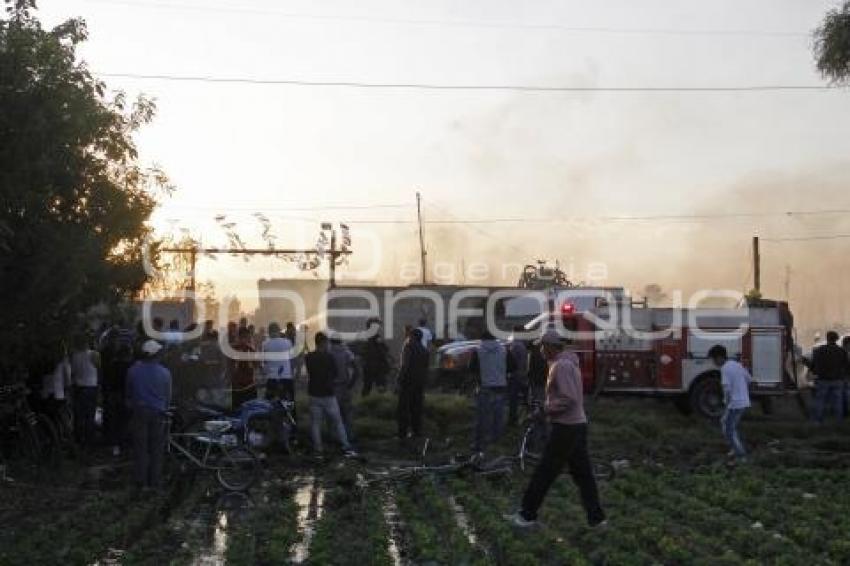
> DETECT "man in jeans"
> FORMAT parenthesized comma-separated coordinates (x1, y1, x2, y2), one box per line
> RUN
(125, 340, 172, 492)
(709, 344, 751, 462)
(305, 332, 356, 458)
(469, 330, 515, 453)
(506, 331, 606, 529)
(507, 327, 529, 426)
(330, 336, 359, 442)
(810, 331, 848, 422)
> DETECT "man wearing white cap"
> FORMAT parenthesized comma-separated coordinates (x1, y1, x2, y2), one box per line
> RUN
(506, 330, 606, 529)
(126, 339, 172, 492)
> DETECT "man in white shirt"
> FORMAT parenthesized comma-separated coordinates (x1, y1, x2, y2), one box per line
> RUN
(262, 322, 294, 409)
(709, 344, 751, 462)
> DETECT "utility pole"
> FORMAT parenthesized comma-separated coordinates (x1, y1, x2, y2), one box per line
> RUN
(784, 264, 791, 301)
(752, 236, 761, 294)
(187, 247, 197, 322)
(416, 191, 427, 285)
(329, 226, 338, 289)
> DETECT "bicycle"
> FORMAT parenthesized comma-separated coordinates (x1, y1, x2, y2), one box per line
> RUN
(166, 414, 261, 491)
(0, 383, 59, 465)
(518, 402, 615, 481)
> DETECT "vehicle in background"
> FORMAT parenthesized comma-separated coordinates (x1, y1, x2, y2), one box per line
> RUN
(437, 288, 802, 418)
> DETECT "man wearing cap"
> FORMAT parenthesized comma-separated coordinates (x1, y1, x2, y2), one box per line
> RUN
(125, 340, 172, 492)
(506, 331, 606, 528)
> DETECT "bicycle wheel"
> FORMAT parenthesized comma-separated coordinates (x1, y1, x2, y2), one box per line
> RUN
(244, 414, 277, 451)
(519, 420, 547, 471)
(215, 445, 260, 491)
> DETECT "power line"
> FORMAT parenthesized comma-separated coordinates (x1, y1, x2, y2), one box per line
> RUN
(97, 72, 837, 93)
(156, 207, 850, 225)
(163, 203, 412, 212)
(762, 234, 850, 242)
(79, 0, 810, 38)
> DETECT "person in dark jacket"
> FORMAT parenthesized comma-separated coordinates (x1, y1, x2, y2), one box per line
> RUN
(362, 318, 391, 396)
(527, 339, 548, 403)
(101, 320, 135, 457)
(811, 331, 849, 422)
(397, 328, 430, 439)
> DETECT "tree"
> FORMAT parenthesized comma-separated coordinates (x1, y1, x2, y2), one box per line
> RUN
(814, 1, 850, 83)
(0, 1, 167, 372)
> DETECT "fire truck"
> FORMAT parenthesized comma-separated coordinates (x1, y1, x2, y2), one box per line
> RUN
(436, 287, 800, 418)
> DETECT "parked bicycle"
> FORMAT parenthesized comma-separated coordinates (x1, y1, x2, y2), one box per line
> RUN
(0, 383, 59, 465)
(166, 412, 260, 491)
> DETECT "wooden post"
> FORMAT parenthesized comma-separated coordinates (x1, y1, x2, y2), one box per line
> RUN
(329, 227, 337, 289)
(417, 191, 427, 285)
(752, 236, 760, 293)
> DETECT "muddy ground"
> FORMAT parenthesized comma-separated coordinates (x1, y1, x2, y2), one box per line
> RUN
(2, 392, 850, 565)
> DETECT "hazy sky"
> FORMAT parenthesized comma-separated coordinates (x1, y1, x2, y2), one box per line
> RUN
(34, 0, 850, 332)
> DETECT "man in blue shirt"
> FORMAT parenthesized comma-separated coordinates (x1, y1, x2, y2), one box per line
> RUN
(126, 340, 172, 491)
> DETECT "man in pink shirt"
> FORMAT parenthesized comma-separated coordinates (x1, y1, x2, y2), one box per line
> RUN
(506, 331, 606, 528)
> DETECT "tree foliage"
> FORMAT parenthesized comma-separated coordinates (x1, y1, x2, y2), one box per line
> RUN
(0, 1, 167, 372)
(814, 1, 850, 83)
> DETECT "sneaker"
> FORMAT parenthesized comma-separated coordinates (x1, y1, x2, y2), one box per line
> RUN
(589, 518, 609, 529)
(112, 446, 121, 457)
(343, 449, 359, 458)
(504, 511, 537, 528)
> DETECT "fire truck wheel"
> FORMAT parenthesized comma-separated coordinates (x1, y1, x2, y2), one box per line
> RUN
(689, 372, 724, 419)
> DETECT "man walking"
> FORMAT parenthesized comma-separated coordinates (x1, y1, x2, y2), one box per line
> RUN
(810, 331, 848, 422)
(469, 330, 515, 453)
(708, 345, 751, 462)
(397, 328, 429, 439)
(305, 333, 356, 458)
(506, 331, 606, 528)
(125, 340, 172, 492)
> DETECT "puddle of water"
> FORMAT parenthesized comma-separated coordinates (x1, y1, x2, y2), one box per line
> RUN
(193, 511, 229, 566)
(381, 490, 405, 566)
(291, 476, 325, 564)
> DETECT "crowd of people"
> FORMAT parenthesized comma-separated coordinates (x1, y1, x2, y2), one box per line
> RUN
(23, 314, 850, 528)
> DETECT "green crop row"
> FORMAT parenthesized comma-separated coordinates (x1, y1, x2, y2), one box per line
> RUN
(307, 485, 394, 566)
(393, 478, 487, 565)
